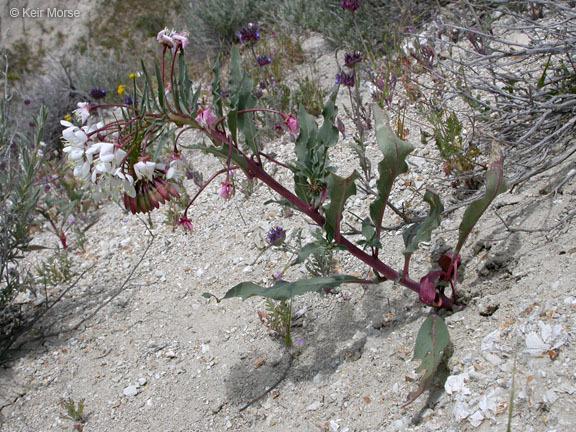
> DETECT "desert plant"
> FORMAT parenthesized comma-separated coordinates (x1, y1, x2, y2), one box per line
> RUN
(61, 30, 507, 405)
(59, 397, 86, 431)
(0, 55, 46, 311)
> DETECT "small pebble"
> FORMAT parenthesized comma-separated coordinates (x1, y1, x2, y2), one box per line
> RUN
(123, 385, 138, 397)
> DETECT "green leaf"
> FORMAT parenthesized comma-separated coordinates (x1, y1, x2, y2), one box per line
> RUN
(154, 62, 165, 110)
(323, 171, 359, 241)
(291, 242, 325, 266)
(404, 315, 450, 406)
(211, 57, 223, 118)
(369, 105, 414, 234)
(221, 275, 364, 302)
(359, 217, 382, 249)
(153, 128, 177, 162)
(455, 142, 507, 255)
(537, 55, 552, 89)
(291, 88, 340, 205)
(228, 46, 257, 153)
(317, 85, 340, 149)
(403, 189, 443, 255)
(177, 52, 195, 114)
(140, 60, 159, 111)
(188, 142, 249, 172)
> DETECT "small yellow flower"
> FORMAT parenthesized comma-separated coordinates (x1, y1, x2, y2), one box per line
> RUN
(129, 73, 136, 80)
(64, 114, 72, 122)
(117, 84, 127, 96)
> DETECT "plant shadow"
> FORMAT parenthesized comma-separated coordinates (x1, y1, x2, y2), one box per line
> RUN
(224, 283, 431, 408)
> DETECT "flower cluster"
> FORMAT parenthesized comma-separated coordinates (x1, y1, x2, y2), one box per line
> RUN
(89, 88, 106, 100)
(236, 24, 260, 44)
(124, 171, 181, 214)
(255, 55, 272, 67)
(61, 101, 184, 214)
(340, 0, 361, 12)
(267, 226, 286, 246)
(157, 28, 190, 52)
(344, 51, 362, 68)
(335, 71, 355, 87)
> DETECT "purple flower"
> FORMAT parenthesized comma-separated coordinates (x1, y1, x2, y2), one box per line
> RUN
(335, 71, 355, 87)
(267, 226, 286, 246)
(344, 51, 362, 68)
(89, 87, 107, 100)
(124, 95, 134, 105)
(340, 0, 360, 12)
(236, 24, 260, 43)
(255, 55, 272, 67)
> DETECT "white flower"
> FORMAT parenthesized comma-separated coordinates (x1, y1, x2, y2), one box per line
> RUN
(113, 148, 127, 166)
(166, 158, 185, 180)
(133, 160, 156, 180)
(99, 143, 116, 163)
(73, 161, 91, 179)
(74, 102, 91, 124)
(61, 121, 87, 146)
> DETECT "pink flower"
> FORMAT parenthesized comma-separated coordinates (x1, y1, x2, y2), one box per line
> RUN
(172, 32, 189, 50)
(282, 114, 299, 138)
(175, 215, 194, 233)
(196, 107, 218, 129)
(220, 178, 234, 200)
(157, 28, 176, 50)
(157, 29, 189, 53)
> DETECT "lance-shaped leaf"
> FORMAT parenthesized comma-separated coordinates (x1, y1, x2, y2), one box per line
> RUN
(153, 127, 177, 162)
(154, 62, 165, 110)
(358, 217, 382, 249)
(403, 189, 444, 255)
(211, 57, 223, 118)
(213, 275, 363, 302)
(317, 85, 340, 149)
(140, 60, 160, 111)
(403, 315, 450, 407)
(176, 53, 201, 116)
(291, 242, 325, 266)
(324, 171, 360, 241)
(369, 106, 414, 237)
(228, 46, 258, 153)
(189, 142, 249, 172)
(455, 142, 507, 256)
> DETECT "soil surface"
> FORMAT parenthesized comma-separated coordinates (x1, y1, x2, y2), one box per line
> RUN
(1, 3, 576, 432)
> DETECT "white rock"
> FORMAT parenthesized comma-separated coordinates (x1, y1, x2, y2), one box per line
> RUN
(468, 410, 484, 427)
(123, 385, 138, 397)
(452, 400, 472, 422)
(164, 350, 177, 358)
(307, 401, 322, 411)
(329, 420, 340, 431)
(445, 373, 471, 396)
(138, 377, 147, 386)
(525, 332, 547, 354)
(543, 388, 559, 404)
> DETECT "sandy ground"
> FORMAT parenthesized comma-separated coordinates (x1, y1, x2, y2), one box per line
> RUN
(1, 2, 576, 432)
